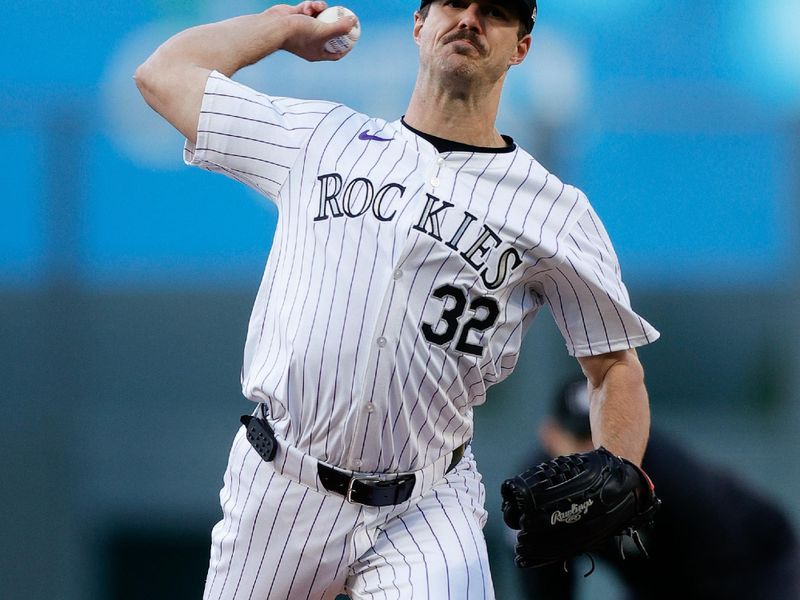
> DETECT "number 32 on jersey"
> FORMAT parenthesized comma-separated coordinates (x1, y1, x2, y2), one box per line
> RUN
(422, 284, 500, 357)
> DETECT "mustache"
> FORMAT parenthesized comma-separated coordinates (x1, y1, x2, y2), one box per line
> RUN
(442, 29, 486, 54)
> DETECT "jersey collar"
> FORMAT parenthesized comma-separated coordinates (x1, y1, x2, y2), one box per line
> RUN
(399, 117, 516, 154)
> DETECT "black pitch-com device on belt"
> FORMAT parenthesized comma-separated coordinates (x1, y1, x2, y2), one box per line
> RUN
(240, 414, 277, 462)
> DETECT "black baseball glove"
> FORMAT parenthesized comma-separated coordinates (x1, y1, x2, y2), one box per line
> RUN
(500, 447, 660, 570)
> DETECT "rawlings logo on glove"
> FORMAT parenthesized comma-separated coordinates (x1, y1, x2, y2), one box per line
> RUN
(551, 499, 594, 525)
(501, 447, 660, 571)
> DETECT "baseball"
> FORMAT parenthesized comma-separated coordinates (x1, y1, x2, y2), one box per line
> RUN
(316, 6, 361, 54)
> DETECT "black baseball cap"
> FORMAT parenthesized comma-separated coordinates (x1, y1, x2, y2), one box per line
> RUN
(552, 379, 592, 439)
(418, 0, 537, 33)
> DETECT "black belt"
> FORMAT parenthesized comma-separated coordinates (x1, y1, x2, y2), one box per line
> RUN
(241, 412, 467, 507)
(317, 443, 467, 507)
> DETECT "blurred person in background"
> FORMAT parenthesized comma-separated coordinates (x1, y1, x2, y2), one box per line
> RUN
(514, 378, 800, 600)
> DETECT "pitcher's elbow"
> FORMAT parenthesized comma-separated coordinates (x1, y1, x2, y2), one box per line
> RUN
(133, 56, 166, 107)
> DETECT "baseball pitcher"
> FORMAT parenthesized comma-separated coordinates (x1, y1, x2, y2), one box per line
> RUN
(135, 1, 661, 598)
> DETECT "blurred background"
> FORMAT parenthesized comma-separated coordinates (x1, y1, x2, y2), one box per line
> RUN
(2, 0, 799, 598)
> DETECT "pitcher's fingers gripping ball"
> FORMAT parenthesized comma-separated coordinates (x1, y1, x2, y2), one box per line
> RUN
(316, 6, 361, 54)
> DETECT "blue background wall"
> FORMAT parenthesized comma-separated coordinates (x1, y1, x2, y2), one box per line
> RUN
(2, 1, 799, 598)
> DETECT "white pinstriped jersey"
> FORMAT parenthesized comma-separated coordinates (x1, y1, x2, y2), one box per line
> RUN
(185, 71, 659, 475)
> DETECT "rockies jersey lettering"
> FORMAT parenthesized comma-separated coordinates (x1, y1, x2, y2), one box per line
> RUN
(315, 174, 523, 290)
(184, 72, 659, 474)
(314, 172, 405, 222)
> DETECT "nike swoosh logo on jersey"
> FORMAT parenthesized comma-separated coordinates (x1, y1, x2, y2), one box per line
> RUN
(358, 130, 393, 142)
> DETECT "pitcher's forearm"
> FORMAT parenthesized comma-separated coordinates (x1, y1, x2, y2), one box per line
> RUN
(134, 3, 358, 142)
(143, 12, 289, 80)
(578, 349, 650, 465)
(133, 12, 288, 141)
(589, 368, 650, 464)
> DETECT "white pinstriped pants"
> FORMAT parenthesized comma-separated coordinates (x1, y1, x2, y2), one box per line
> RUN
(202, 425, 495, 600)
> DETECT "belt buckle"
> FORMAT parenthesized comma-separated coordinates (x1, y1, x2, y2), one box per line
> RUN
(345, 473, 382, 503)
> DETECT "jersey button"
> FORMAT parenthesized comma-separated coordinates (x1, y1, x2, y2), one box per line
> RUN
(393, 269, 403, 280)
(376, 336, 387, 348)
(437, 157, 444, 165)
(366, 403, 375, 413)
(353, 459, 363, 469)
(431, 177, 440, 187)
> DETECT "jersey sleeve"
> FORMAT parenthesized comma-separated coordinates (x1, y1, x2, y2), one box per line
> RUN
(183, 70, 339, 201)
(535, 200, 660, 357)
